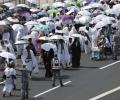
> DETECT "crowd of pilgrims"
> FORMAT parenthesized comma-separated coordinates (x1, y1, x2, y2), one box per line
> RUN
(0, 0, 120, 97)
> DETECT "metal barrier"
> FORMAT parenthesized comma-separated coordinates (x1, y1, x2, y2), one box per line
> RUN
(0, 0, 54, 8)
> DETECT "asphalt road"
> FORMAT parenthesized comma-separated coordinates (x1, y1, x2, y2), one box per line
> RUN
(0, 53, 120, 100)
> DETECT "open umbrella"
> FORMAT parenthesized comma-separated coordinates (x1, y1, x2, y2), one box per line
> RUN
(71, 33, 81, 38)
(14, 7, 30, 13)
(7, 17, 19, 23)
(47, 9, 59, 14)
(81, 2, 103, 10)
(14, 40, 28, 45)
(39, 36, 50, 41)
(0, 51, 16, 59)
(64, 0, 78, 6)
(21, 34, 37, 40)
(41, 43, 57, 51)
(12, 24, 24, 32)
(30, 8, 40, 13)
(52, 2, 67, 8)
(25, 21, 38, 26)
(94, 21, 108, 29)
(32, 24, 51, 33)
(79, 16, 91, 25)
(0, 20, 10, 25)
(50, 35, 65, 40)
(0, 25, 12, 33)
(19, 11, 31, 18)
(60, 15, 73, 21)
(37, 17, 52, 22)
(42, 3, 50, 9)
(16, 4, 29, 8)
(3, 2, 15, 8)
(27, 0, 37, 4)
(92, 14, 107, 24)
(113, 4, 120, 11)
(67, 6, 80, 12)
(78, 10, 91, 16)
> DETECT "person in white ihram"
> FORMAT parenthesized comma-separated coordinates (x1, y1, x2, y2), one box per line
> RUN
(2, 61, 16, 97)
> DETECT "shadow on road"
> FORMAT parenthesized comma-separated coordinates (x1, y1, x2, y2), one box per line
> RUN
(31, 77, 52, 81)
(80, 66, 99, 69)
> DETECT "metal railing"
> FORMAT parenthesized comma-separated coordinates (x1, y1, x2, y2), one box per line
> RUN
(0, 0, 54, 8)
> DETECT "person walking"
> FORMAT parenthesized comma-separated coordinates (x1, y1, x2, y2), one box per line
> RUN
(70, 37, 81, 68)
(20, 65, 29, 100)
(2, 61, 16, 97)
(51, 54, 63, 87)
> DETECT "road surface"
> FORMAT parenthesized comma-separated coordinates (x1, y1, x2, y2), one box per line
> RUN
(0, 53, 120, 100)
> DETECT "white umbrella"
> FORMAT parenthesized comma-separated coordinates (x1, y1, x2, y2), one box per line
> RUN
(7, 17, 19, 23)
(21, 35, 36, 40)
(4, 2, 15, 8)
(89, 3, 103, 9)
(39, 36, 50, 41)
(92, 14, 107, 23)
(12, 24, 24, 32)
(41, 43, 57, 51)
(101, 17, 116, 24)
(14, 40, 29, 45)
(81, 5, 92, 10)
(55, 30, 64, 34)
(27, 0, 37, 4)
(30, 8, 40, 13)
(94, 21, 108, 29)
(105, 9, 116, 15)
(0, 20, 9, 25)
(16, 4, 29, 8)
(25, 21, 39, 26)
(79, 16, 91, 25)
(81, 3, 103, 10)
(113, 4, 120, 11)
(71, 34, 81, 38)
(52, 2, 67, 8)
(0, 51, 16, 59)
(50, 35, 65, 40)
(78, 10, 91, 16)
(37, 17, 52, 22)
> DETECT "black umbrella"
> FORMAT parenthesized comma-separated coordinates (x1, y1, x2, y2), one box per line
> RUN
(14, 7, 30, 13)
(1, 5, 9, 11)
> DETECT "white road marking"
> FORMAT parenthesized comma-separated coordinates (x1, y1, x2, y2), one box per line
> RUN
(89, 86, 120, 100)
(33, 81, 72, 98)
(99, 60, 120, 70)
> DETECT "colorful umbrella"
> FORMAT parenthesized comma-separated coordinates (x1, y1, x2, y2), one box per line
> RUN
(67, 6, 80, 12)
(47, 9, 59, 14)
(32, 24, 51, 33)
(60, 15, 73, 21)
